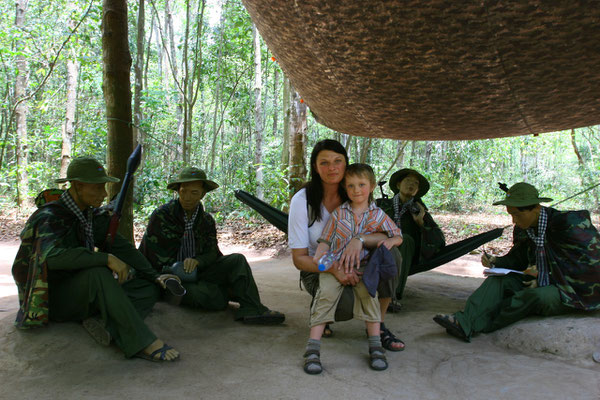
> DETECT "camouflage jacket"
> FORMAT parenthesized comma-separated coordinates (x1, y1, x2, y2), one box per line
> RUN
(377, 197, 445, 264)
(139, 199, 223, 272)
(12, 198, 158, 329)
(494, 207, 600, 311)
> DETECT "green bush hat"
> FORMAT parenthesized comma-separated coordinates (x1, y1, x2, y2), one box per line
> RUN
(492, 182, 553, 207)
(167, 167, 219, 192)
(55, 157, 120, 184)
(389, 168, 430, 198)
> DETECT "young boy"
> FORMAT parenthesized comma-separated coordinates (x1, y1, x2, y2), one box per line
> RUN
(303, 163, 403, 374)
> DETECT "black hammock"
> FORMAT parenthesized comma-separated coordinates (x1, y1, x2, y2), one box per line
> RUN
(234, 190, 504, 271)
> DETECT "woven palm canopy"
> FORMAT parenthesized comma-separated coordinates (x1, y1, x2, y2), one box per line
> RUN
(242, 1, 600, 140)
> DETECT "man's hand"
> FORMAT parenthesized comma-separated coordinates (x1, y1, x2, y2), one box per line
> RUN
(411, 202, 426, 226)
(481, 252, 496, 268)
(339, 237, 363, 273)
(329, 261, 360, 286)
(183, 258, 199, 274)
(107, 254, 129, 284)
(155, 274, 182, 289)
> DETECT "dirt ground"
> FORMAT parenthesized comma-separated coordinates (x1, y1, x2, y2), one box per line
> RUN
(1, 239, 599, 400)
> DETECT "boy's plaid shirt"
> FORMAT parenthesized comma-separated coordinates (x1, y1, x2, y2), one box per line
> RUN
(319, 201, 401, 260)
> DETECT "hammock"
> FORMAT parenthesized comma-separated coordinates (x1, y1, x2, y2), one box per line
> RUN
(235, 190, 504, 270)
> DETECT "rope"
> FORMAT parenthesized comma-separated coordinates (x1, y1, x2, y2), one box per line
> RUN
(551, 181, 600, 208)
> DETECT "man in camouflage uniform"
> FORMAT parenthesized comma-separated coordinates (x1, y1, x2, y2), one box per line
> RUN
(12, 157, 180, 361)
(139, 167, 285, 324)
(378, 168, 445, 299)
(433, 182, 600, 342)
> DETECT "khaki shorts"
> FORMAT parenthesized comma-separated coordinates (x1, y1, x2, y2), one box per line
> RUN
(309, 272, 381, 327)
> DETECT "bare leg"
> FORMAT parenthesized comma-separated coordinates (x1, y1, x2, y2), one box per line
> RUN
(310, 323, 327, 340)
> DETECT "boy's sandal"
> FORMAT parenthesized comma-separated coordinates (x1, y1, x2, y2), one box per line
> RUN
(323, 323, 333, 338)
(369, 346, 388, 371)
(380, 326, 405, 352)
(135, 343, 179, 362)
(303, 349, 322, 375)
(433, 314, 469, 342)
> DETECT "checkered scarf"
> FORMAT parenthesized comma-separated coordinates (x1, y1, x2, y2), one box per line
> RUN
(177, 204, 201, 261)
(61, 190, 94, 250)
(526, 207, 550, 287)
(392, 193, 414, 227)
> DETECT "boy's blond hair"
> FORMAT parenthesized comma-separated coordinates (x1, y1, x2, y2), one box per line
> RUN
(344, 163, 376, 203)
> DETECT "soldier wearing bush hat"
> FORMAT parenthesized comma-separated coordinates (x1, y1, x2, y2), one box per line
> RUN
(55, 157, 120, 184)
(140, 166, 285, 325)
(12, 156, 181, 362)
(166, 166, 219, 192)
(434, 182, 600, 343)
(379, 168, 445, 301)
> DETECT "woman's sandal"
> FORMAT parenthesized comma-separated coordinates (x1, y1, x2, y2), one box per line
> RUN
(380, 326, 405, 352)
(323, 323, 333, 338)
(369, 346, 388, 371)
(303, 349, 323, 375)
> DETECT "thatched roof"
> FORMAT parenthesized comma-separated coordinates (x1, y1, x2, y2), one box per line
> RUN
(242, 1, 600, 140)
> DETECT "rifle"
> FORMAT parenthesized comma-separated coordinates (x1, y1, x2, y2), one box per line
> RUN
(105, 144, 142, 251)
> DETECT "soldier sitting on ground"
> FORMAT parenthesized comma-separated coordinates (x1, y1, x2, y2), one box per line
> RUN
(378, 168, 445, 301)
(433, 182, 600, 341)
(12, 157, 180, 362)
(139, 167, 285, 325)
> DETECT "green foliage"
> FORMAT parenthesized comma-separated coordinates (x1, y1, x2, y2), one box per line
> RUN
(0, 0, 599, 224)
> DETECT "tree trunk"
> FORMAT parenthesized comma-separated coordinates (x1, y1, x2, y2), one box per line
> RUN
(164, 0, 184, 159)
(15, 0, 31, 208)
(253, 24, 264, 200)
(144, 13, 154, 94)
(133, 0, 145, 149)
(60, 55, 79, 184)
(281, 75, 290, 167)
(359, 137, 372, 163)
(379, 140, 408, 183)
(288, 87, 307, 197)
(103, 0, 135, 243)
(272, 67, 279, 138)
(570, 129, 600, 209)
(209, 10, 224, 174)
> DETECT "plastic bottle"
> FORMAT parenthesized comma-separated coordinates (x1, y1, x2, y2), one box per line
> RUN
(318, 252, 336, 271)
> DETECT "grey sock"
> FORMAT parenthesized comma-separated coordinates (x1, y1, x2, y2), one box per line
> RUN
(304, 339, 322, 374)
(307, 338, 321, 352)
(368, 335, 387, 370)
(368, 335, 382, 348)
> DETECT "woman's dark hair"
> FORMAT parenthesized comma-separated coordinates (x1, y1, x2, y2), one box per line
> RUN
(302, 139, 349, 223)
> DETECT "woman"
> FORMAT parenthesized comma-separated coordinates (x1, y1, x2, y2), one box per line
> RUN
(288, 139, 404, 351)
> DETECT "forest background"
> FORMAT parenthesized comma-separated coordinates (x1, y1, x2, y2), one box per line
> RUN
(1, 0, 599, 239)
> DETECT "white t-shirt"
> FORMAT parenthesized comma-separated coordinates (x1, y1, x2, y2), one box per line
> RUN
(288, 188, 331, 257)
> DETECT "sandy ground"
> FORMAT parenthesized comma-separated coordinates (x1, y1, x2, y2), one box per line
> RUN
(0, 241, 599, 400)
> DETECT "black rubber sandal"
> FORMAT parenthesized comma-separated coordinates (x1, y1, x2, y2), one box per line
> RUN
(380, 326, 405, 352)
(323, 323, 333, 338)
(433, 314, 469, 342)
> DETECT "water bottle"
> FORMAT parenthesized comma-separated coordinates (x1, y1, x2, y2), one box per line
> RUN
(318, 252, 336, 271)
